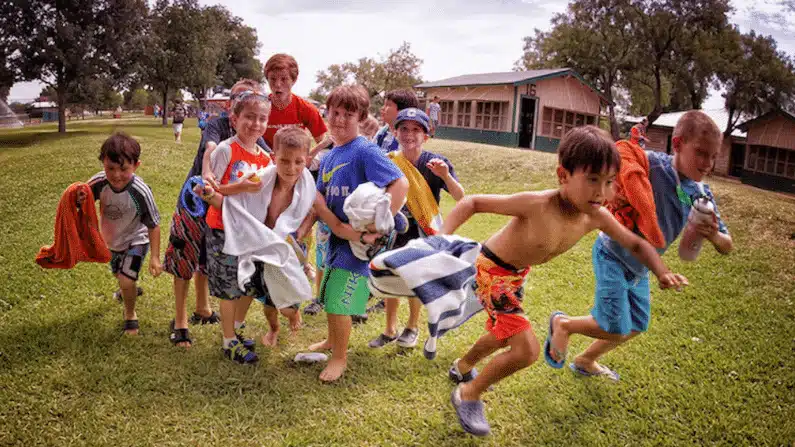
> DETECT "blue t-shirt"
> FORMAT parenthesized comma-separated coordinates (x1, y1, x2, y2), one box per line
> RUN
(598, 151, 728, 276)
(317, 136, 404, 274)
(373, 125, 400, 154)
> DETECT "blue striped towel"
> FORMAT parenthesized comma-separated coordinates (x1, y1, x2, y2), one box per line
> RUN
(368, 235, 484, 359)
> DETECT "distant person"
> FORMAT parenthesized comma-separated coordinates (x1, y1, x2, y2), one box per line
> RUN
(171, 99, 187, 143)
(198, 107, 209, 130)
(630, 117, 649, 149)
(426, 96, 441, 138)
(359, 115, 380, 140)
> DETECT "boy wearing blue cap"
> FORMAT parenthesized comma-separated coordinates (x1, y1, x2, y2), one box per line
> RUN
(368, 108, 465, 350)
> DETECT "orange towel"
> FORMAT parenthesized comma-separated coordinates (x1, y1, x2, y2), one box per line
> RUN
(607, 140, 666, 249)
(36, 182, 111, 269)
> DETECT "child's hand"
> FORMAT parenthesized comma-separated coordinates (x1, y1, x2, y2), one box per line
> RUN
(426, 158, 450, 178)
(193, 184, 215, 200)
(203, 172, 220, 191)
(361, 232, 382, 245)
(149, 258, 163, 277)
(696, 215, 719, 239)
(75, 189, 87, 207)
(658, 272, 688, 291)
(238, 174, 263, 193)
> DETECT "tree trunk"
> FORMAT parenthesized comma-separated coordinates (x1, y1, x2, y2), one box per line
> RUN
(161, 89, 168, 126)
(608, 103, 620, 140)
(648, 68, 663, 124)
(57, 83, 66, 133)
(724, 106, 735, 138)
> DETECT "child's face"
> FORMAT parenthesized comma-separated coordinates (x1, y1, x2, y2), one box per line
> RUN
(273, 146, 307, 184)
(359, 122, 377, 140)
(673, 136, 719, 182)
(328, 105, 361, 145)
(103, 158, 140, 190)
(231, 101, 270, 141)
(559, 166, 617, 214)
(396, 121, 428, 152)
(381, 100, 399, 125)
(266, 69, 296, 104)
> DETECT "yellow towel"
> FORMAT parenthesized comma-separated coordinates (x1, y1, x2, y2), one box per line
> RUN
(388, 152, 443, 236)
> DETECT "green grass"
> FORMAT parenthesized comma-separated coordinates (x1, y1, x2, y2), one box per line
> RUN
(1, 119, 794, 446)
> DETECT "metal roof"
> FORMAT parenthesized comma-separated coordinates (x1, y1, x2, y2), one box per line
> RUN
(415, 68, 572, 88)
(624, 109, 747, 138)
(738, 108, 795, 131)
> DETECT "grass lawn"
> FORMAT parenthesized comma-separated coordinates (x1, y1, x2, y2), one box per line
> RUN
(0, 119, 793, 446)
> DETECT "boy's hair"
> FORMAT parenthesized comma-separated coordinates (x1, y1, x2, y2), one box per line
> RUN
(274, 127, 312, 152)
(558, 125, 621, 174)
(385, 89, 419, 111)
(673, 110, 722, 144)
(264, 53, 299, 82)
(326, 85, 369, 121)
(99, 132, 141, 166)
(359, 115, 379, 135)
(231, 91, 271, 116)
(232, 78, 262, 94)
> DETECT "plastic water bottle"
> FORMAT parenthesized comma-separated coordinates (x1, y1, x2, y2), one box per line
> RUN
(678, 196, 715, 262)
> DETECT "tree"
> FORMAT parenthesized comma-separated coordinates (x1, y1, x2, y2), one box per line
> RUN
(0, 1, 23, 102)
(717, 29, 795, 136)
(515, 0, 636, 139)
(125, 88, 150, 110)
(311, 42, 423, 114)
(12, 0, 149, 132)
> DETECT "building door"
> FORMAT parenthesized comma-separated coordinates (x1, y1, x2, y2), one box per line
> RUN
(518, 96, 536, 148)
(730, 143, 746, 177)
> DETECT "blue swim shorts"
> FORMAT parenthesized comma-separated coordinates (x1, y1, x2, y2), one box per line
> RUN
(590, 240, 651, 335)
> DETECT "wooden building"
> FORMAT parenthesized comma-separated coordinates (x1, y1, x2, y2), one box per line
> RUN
(414, 68, 606, 151)
(737, 109, 795, 193)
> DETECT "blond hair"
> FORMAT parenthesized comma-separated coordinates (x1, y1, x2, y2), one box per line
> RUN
(359, 115, 379, 137)
(274, 127, 312, 153)
(673, 110, 722, 144)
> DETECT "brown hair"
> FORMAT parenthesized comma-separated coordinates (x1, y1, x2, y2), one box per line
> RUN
(99, 132, 141, 166)
(673, 110, 722, 144)
(274, 127, 312, 153)
(231, 91, 271, 116)
(232, 78, 262, 94)
(264, 54, 299, 82)
(326, 85, 370, 121)
(558, 125, 621, 174)
(385, 89, 419, 111)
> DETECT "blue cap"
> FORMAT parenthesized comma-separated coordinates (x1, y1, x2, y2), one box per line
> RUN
(395, 108, 430, 133)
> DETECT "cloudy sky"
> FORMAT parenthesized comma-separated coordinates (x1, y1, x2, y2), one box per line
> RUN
(8, 0, 794, 111)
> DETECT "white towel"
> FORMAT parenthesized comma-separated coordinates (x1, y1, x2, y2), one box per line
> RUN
(222, 165, 316, 308)
(368, 235, 484, 359)
(343, 182, 395, 260)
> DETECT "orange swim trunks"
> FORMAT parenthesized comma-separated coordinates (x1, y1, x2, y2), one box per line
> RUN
(474, 246, 531, 340)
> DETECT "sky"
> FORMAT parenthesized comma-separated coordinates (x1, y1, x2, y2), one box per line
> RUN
(8, 0, 795, 111)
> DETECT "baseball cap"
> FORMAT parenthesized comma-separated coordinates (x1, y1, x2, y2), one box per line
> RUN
(395, 108, 430, 133)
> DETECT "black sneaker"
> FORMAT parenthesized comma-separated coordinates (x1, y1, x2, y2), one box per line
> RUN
(366, 299, 386, 314)
(303, 299, 323, 316)
(223, 340, 258, 364)
(396, 328, 419, 348)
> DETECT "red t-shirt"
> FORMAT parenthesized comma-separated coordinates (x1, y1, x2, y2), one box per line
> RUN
(264, 94, 328, 148)
(205, 139, 272, 230)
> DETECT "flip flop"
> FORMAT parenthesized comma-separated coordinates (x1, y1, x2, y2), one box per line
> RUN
(543, 311, 567, 369)
(569, 362, 620, 382)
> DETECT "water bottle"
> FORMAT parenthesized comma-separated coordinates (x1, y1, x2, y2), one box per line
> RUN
(678, 196, 715, 261)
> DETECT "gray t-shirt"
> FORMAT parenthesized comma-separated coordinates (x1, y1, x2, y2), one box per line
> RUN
(89, 172, 160, 251)
(428, 102, 441, 120)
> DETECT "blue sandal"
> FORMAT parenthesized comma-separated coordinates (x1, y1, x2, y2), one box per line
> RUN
(543, 311, 567, 369)
(569, 362, 620, 382)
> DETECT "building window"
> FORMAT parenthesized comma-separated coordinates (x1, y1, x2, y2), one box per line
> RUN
(440, 101, 454, 126)
(540, 107, 596, 138)
(456, 101, 472, 127)
(745, 145, 795, 179)
(475, 101, 508, 131)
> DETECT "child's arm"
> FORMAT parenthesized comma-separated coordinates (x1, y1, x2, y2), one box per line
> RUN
(385, 177, 409, 216)
(312, 192, 381, 244)
(426, 158, 465, 201)
(441, 192, 537, 235)
(194, 184, 224, 209)
(595, 208, 687, 289)
(148, 225, 163, 277)
(201, 141, 220, 189)
(296, 208, 317, 241)
(697, 216, 733, 254)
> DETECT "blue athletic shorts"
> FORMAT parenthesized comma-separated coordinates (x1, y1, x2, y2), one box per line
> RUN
(590, 240, 651, 335)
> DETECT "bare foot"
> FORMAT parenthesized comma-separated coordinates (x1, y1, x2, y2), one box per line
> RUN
(176, 340, 190, 348)
(308, 339, 332, 352)
(319, 358, 347, 382)
(261, 331, 279, 347)
(287, 311, 302, 334)
(549, 313, 569, 363)
(573, 357, 604, 375)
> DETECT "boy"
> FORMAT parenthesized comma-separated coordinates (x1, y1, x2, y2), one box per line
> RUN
(372, 89, 419, 155)
(164, 78, 268, 348)
(368, 108, 465, 351)
(308, 85, 409, 382)
(442, 126, 687, 436)
(359, 115, 380, 140)
(81, 133, 162, 335)
(546, 111, 732, 381)
(426, 96, 441, 138)
(205, 91, 272, 364)
(172, 99, 187, 143)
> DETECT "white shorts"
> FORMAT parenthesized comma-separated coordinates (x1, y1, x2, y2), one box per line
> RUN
(173, 123, 183, 133)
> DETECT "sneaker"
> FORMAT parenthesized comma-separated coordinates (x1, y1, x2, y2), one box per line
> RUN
(396, 328, 419, 348)
(366, 299, 386, 314)
(450, 385, 491, 437)
(223, 340, 259, 364)
(235, 330, 256, 350)
(448, 358, 478, 384)
(368, 333, 397, 349)
(303, 299, 323, 316)
(351, 313, 368, 325)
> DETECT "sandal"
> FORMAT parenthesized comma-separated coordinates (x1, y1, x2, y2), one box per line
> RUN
(189, 311, 220, 325)
(368, 332, 397, 349)
(122, 319, 139, 334)
(170, 327, 193, 347)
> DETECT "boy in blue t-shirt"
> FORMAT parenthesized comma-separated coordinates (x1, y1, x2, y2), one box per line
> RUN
(546, 110, 733, 381)
(307, 85, 408, 382)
